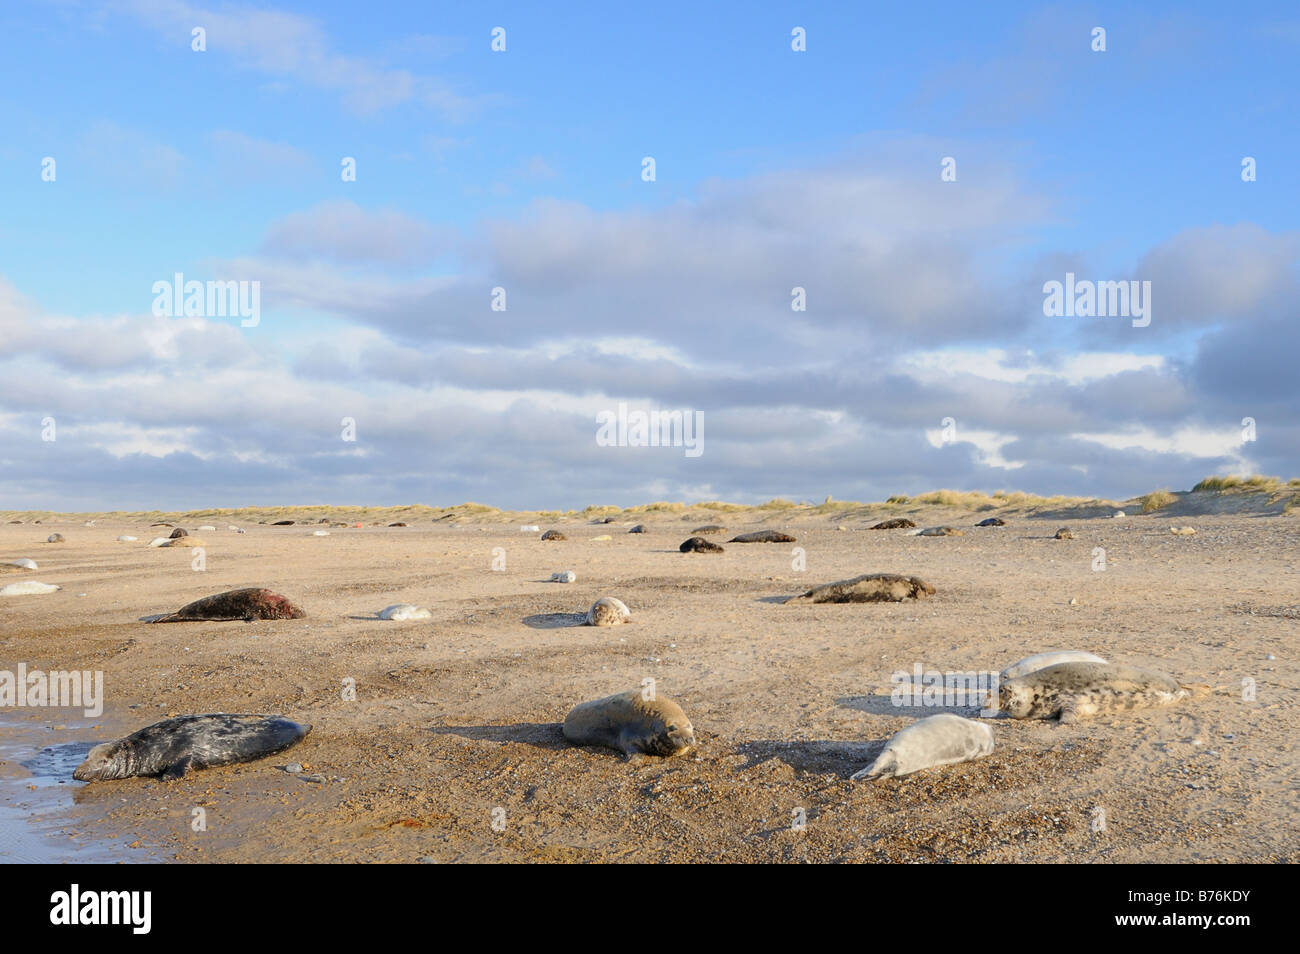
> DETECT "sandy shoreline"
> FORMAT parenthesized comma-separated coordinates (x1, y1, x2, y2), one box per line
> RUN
(1, 502, 1296, 862)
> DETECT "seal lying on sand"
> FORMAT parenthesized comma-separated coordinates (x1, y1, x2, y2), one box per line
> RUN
(870, 518, 916, 530)
(999, 650, 1106, 682)
(4, 558, 38, 570)
(149, 588, 305, 622)
(851, 714, 993, 781)
(786, 573, 935, 604)
(163, 536, 205, 547)
(379, 603, 431, 620)
(169, 527, 188, 539)
(729, 530, 796, 543)
(975, 517, 1005, 527)
(586, 597, 631, 626)
(996, 662, 1187, 723)
(548, 571, 577, 583)
(46, 533, 64, 543)
(1054, 527, 1074, 539)
(563, 690, 694, 758)
(73, 714, 310, 781)
(680, 536, 724, 553)
(692, 525, 726, 534)
(1, 581, 60, 596)
(916, 526, 964, 536)
(628, 524, 647, 533)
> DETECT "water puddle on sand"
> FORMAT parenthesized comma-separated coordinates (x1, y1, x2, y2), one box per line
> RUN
(0, 713, 141, 862)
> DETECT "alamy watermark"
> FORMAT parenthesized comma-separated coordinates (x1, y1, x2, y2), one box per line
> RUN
(596, 402, 703, 458)
(1, 664, 103, 717)
(1042, 272, 1150, 327)
(152, 272, 260, 327)
(891, 663, 1001, 717)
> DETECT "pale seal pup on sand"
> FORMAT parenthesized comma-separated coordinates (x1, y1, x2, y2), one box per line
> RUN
(312, 530, 330, 536)
(996, 662, 1187, 723)
(73, 714, 311, 781)
(586, 596, 631, 626)
(692, 525, 727, 534)
(592, 534, 613, 541)
(150, 588, 306, 622)
(116, 535, 138, 542)
(1170, 526, 1196, 535)
(851, 714, 994, 781)
(4, 558, 38, 570)
(197, 525, 217, 531)
(563, 690, 694, 758)
(379, 603, 432, 621)
(548, 571, 577, 583)
(916, 526, 964, 536)
(163, 536, 205, 547)
(147, 537, 170, 547)
(0, 581, 61, 596)
(999, 650, 1107, 682)
(520, 525, 541, 533)
(729, 530, 796, 543)
(786, 573, 935, 604)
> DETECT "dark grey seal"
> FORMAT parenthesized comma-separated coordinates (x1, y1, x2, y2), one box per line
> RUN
(785, 573, 935, 604)
(728, 530, 796, 543)
(73, 714, 311, 781)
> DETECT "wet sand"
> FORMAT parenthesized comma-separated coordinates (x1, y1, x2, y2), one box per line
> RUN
(0, 504, 1296, 863)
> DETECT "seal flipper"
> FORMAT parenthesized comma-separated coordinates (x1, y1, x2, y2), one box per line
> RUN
(616, 728, 646, 761)
(162, 756, 196, 780)
(1058, 699, 1080, 725)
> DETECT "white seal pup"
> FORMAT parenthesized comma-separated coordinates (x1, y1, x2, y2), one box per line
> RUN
(999, 650, 1107, 682)
(197, 525, 217, 531)
(851, 714, 994, 781)
(996, 662, 1188, 723)
(521, 525, 541, 533)
(378, 603, 432, 621)
(73, 714, 311, 781)
(563, 690, 695, 758)
(586, 596, 631, 626)
(0, 581, 61, 596)
(549, 571, 577, 583)
(147, 537, 170, 548)
(312, 530, 330, 536)
(116, 535, 138, 542)
(2, 558, 38, 573)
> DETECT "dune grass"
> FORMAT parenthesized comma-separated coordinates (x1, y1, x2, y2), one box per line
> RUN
(1191, 474, 1284, 493)
(1139, 489, 1177, 512)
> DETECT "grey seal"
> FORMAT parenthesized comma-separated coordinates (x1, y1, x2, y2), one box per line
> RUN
(851, 714, 993, 781)
(73, 714, 311, 781)
(996, 662, 1187, 723)
(563, 690, 694, 758)
(785, 573, 935, 604)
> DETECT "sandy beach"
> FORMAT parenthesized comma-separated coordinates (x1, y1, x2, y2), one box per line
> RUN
(1, 495, 1295, 863)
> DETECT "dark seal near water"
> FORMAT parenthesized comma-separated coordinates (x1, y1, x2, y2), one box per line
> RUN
(73, 714, 311, 781)
(870, 518, 916, 530)
(785, 573, 935, 604)
(975, 517, 1005, 527)
(680, 536, 724, 553)
(149, 587, 306, 622)
(541, 529, 567, 540)
(729, 530, 796, 543)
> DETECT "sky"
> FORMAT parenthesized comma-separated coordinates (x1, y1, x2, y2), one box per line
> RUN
(0, 0, 1297, 510)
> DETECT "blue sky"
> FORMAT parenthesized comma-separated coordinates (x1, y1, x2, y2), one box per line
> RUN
(0, 1, 1297, 509)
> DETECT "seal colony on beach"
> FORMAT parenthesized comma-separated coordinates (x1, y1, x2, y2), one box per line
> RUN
(73, 714, 311, 781)
(785, 573, 935, 604)
(149, 588, 306, 622)
(851, 714, 994, 781)
(996, 662, 1187, 723)
(563, 690, 695, 758)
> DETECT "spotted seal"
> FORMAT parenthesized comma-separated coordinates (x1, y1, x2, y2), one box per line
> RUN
(562, 690, 694, 758)
(73, 714, 311, 781)
(870, 518, 916, 530)
(995, 662, 1187, 723)
(851, 714, 993, 781)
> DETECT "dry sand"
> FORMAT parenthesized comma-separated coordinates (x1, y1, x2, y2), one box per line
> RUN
(0, 500, 1296, 863)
